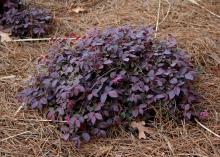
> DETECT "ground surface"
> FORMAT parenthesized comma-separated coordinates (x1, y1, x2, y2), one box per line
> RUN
(0, 0, 220, 156)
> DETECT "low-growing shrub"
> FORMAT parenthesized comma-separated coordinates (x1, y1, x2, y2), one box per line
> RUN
(18, 26, 199, 147)
(0, 0, 21, 15)
(0, 0, 54, 38)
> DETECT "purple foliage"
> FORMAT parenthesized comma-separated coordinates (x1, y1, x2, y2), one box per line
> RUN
(18, 26, 199, 147)
(0, 0, 21, 15)
(0, 0, 54, 38)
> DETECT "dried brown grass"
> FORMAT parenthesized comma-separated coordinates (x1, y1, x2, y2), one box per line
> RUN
(0, 0, 220, 156)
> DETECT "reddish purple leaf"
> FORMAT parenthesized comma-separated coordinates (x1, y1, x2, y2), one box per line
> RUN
(200, 109, 208, 120)
(185, 112, 192, 119)
(104, 59, 113, 65)
(61, 133, 70, 141)
(91, 116, 96, 124)
(132, 108, 139, 117)
(174, 87, 181, 96)
(108, 90, 118, 98)
(65, 115, 71, 125)
(75, 119, 81, 128)
(112, 104, 119, 112)
(57, 107, 64, 115)
(100, 93, 107, 103)
(170, 78, 178, 84)
(185, 72, 194, 80)
(184, 104, 190, 111)
(82, 133, 90, 142)
(123, 58, 129, 62)
(31, 101, 38, 108)
(168, 90, 175, 99)
(155, 94, 165, 99)
(144, 85, 149, 92)
(87, 94, 93, 101)
(95, 113, 103, 120)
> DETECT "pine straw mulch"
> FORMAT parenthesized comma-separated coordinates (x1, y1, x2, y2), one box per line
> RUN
(0, 0, 220, 156)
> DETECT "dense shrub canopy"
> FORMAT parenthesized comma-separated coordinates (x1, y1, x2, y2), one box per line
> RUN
(18, 26, 199, 147)
(0, 0, 53, 38)
(0, 0, 21, 15)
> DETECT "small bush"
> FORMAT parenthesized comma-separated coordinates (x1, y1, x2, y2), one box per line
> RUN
(0, 0, 54, 38)
(0, 0, 21, 15)
(18, 26, 199, 147)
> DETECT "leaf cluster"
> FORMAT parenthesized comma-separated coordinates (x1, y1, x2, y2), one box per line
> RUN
(0, 0, 54, 38)
(18, 26, 199, 147)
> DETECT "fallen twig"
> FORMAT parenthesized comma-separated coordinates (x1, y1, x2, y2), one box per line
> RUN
(0, 118, 67, 123)
(187, 0, 220, 19)
(0, 131, 31, 142)
(159, 0, 172, 25)
(1, 37, 76, 42)
(155, 0, 161, 38)
(159, 133, 175, 156)
(0, 75, 16, 80)
(195, 118, 220, 139)
(13, 103, 25, 117)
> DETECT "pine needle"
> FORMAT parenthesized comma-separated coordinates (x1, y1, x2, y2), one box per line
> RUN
(195, 118, 220, 139)
(187, 0, 220, 19)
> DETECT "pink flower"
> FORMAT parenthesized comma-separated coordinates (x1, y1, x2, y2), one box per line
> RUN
(65, 115, 71, 125)
(112, 76, 123, 84)
(200, 109, 209, 120)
